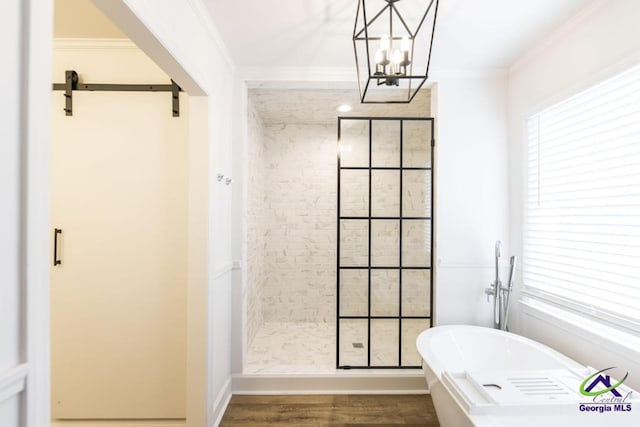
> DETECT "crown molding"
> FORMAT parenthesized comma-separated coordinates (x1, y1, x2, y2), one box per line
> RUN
(239, 65, 506, 88)
(429, 67, 507, 80)
(240, 66, 356, 84)
(53, 38, 138, 51)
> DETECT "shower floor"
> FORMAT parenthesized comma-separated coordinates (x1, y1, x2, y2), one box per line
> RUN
(244, 321, 426, 374)
(245, 322, 335, 374)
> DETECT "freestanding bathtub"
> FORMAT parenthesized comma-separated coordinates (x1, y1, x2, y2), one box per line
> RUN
(417, 325, 639, 427)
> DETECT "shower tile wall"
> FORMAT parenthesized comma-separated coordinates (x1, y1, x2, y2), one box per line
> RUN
(262, 123, 337, 322)
(245, 101, 266, 346)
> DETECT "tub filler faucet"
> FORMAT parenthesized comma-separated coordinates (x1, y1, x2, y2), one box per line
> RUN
(485, 241, 517, 331)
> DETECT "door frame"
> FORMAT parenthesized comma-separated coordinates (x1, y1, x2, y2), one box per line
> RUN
(24, 1, 212, 426)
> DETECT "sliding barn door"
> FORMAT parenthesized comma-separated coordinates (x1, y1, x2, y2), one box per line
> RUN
(50, 89, 188, 419)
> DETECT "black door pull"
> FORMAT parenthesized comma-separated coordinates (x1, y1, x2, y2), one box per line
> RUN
(54, 228, 62, 266)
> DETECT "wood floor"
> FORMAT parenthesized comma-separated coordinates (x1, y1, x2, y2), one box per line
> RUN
(219, 394, 440, 426)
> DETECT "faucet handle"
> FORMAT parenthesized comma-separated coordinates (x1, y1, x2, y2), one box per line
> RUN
(484, 286, 494, 302)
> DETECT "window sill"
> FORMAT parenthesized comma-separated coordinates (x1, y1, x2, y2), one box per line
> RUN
(519, 296, 640, 359)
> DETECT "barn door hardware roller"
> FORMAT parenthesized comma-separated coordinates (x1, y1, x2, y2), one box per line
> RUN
(52, 70, 182, 117)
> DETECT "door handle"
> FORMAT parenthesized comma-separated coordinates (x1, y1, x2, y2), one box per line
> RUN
(54, 228, 62, 266)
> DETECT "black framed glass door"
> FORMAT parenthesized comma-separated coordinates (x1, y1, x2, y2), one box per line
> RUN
(337, 117, 434, 369)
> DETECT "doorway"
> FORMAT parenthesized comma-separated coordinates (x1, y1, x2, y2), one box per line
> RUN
(50, 1, 189, 423)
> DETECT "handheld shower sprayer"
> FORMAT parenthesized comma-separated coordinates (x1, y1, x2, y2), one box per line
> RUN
(485, 240, 517, 331)
(502, 255, 517, 330)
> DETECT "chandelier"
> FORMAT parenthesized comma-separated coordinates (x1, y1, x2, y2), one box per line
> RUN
(353, 0, 439, 103)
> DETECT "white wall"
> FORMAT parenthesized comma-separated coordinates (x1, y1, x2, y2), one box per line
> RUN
(0, 0, 26, 424)
(91, 0, 238, 424)
(1, 0, 53, 424)
(431, 74, 510, 327)
(507, 0, 640, 390)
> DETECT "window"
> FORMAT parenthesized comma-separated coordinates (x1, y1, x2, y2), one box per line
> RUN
(525, 63, 640, 332)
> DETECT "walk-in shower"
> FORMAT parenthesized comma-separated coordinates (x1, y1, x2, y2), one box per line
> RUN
(243, 89, 433, 374)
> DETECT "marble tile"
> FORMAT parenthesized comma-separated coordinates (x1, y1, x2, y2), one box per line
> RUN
(248, 88, 431, 126)
(339, 269, 368, 316)
(340, 220, 369, 267)
(402, 220, 431, 267)
(402, 270, 431, 316)
(340, 120, 369, 167)
(372, 170, 400, 217)
(340, 170, 368, 217)
(402, 120, 432, 168)
(245, 320, 429, 373)
(246, 100, 266, 347)
(371, 220, 399, 266)
(371, 319, 399, 366)
(339, 319, 368, 367)
(402, 170, 432, 217)
(402, 319, 430, 366)
(371, 270, 399, 316)
(245, 322, 336, 374)
(372, 121, 400, 167)
(260, 124, 337, 323)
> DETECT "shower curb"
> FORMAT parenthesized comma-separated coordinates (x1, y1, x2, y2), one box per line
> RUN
(232, 371, 429, 394)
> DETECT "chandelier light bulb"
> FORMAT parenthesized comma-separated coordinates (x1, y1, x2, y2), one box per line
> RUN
(380, 34, 390, 51)
(401, 36, 411, 52)
(392, 49, 402, 65)
(375, 49, 384, 64)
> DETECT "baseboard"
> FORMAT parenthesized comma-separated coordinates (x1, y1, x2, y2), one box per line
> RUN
(232, 371, 429, 395)
(51, 421, 185, 427)
(211, 377, 233, 427)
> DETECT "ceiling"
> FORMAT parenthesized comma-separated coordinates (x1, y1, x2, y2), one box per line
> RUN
(250, 88, 430, 125)
(205, 0, 592, 71)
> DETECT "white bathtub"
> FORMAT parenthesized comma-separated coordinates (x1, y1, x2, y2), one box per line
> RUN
(417, 325, 640, 427)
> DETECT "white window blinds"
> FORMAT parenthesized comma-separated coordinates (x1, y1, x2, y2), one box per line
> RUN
(525, 64, 640, 331)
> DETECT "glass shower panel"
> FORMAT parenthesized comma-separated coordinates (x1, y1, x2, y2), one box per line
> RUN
(339, 319, 368, 367)
(371, 220, 399, 267)
(340, 170, 369, 217)
(372, 121, 400, 167)
(402, 220, 431, 267)
(339, 269, 368, 316)
(401, 319, 430, 366)
(337, 117, 433, 369)
(340, 120, 369, 167)
(340, 220, 368, 266)
(370, 319, 399, 367)
(403, 120, 432, 168)
(372, 170, 400, 217)
(402, 270, 431, 316)
(371, 270, 399, 316)
(402, 170, 432, 218)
